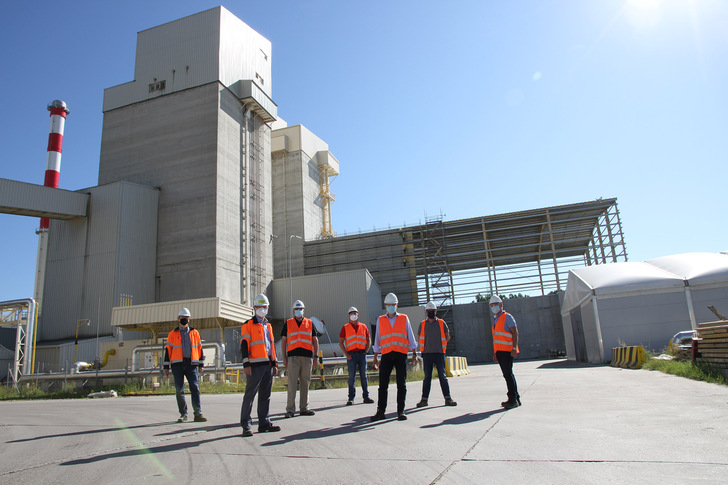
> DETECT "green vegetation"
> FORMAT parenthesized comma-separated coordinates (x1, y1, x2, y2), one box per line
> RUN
(473, 293, 530, 303)
(642, 351, 728, 386)
(0, 368, 427, 401)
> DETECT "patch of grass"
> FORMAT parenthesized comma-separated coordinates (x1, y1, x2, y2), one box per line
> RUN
(642, 354, 728, 386)
(0, 368, 428, 400)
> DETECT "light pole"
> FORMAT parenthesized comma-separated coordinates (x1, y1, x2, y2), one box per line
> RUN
(289, 234, 303, 309)
(74, 319, 90, 362)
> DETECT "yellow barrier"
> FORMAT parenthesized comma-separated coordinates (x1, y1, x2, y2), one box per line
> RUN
(610, 346, 646, 369)
(445, 356, 470, 377)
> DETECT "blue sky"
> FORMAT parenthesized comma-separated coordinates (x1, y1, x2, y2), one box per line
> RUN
(1, 0, 726, 301)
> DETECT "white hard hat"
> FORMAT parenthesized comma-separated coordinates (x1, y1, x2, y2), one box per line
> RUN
(178, 307, 191, 317)
(254, 294, 270, 307)
(384, 293, 399, 304)
(425, 301, 437, 310)
(348, 306, 358, 314)
(293, 300, 305, 310)
(489, 295, 502, 305)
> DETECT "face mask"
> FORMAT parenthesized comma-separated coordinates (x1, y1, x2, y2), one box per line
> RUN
(256, 307, 268, 318)
(491, 305, 500, 315)
(179, 318, 189, 326)
(349, 313, 358, 322)
(294, 309, 304, 318)
(386, 305, 396, 314)
(427, 310, 436, 319)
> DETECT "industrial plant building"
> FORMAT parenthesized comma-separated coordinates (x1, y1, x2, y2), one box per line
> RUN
(0, 7, 631, 382)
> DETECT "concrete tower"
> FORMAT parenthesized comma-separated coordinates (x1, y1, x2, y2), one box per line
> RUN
(98, 7, 276, 305)
(271, 123, 339, 280)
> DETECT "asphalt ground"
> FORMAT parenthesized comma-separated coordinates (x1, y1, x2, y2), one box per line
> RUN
(1, 359, 727, 484)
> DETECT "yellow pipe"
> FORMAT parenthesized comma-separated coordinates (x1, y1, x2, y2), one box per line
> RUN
(101, 348, 116, 368)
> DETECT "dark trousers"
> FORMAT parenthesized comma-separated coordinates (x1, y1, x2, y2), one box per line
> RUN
(171, 362, 201, 416)
(377, 351, 407, 413)
(496, 350, 519, 400)
(421, 353, 451, 400)
(240, 364, 274, 430)
(347, 352, 370, 401)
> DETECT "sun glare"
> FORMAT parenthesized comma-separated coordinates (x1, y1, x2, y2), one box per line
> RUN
(625, 0, 662, 30)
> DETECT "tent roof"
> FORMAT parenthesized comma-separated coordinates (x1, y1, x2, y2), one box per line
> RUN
(562, 262, 683, 313)
(647, 252, 728, 286)
(562, 252, 728, 314)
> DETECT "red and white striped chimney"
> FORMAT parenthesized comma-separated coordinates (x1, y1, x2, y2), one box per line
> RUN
(40, 100, 70, 230)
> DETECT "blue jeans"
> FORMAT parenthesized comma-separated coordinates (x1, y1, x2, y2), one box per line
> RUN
(171, 362, 201, 416)
(346, 352, 370, 401)
(421, 353, 451, 400)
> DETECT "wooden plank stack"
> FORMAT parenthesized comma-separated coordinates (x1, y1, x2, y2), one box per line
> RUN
(696, 320, 728, 376)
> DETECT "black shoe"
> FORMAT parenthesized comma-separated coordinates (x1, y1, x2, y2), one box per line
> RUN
(258, 423, 281, 433)
(242, 428, 253, 437)
(397, 412, 407, 421)
(300, 409, 315, 416)
(346, 400, 353, 406)
(370, 410, 386, 422)
(363, 397, 375, 404)
(502, 400, 519, 410)
(445, 398, 457, 407)
(416, 399, 428, 408)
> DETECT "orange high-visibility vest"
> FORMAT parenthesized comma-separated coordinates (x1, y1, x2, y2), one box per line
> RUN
(378, 314, 410, 355)
(166, 328, 202, 365)
(419, 318, 447, 353)
(493, 312, 519, 354)
(240, 319, 277, 365)
(286, 318, 314, 353)
(343, 322, 368, 352)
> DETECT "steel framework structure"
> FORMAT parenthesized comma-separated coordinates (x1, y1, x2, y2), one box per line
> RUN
(303, 198, 627, 307)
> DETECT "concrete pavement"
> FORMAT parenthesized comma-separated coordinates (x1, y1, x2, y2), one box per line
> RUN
(1, 359, 727, 484)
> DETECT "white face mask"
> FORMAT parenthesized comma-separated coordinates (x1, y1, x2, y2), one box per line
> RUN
(349, 313, 358, 322)
(294, 309, 304, 318)
(491, 305, 500, 315)
(256, 307, 268, 318)
(386, 305, 397, 315)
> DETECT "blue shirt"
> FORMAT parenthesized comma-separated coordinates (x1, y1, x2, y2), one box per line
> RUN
(372, 313, 418, 353)
(254, 316, 272, 355)
(493, 311, 517, 331)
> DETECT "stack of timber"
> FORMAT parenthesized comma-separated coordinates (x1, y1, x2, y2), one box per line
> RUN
(696, 320, 728, 375)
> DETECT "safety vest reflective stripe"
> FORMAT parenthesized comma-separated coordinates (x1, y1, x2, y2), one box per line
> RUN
(286, 318, 315, 352)
(241, 319, 276, 365)
(418, 319, 447, 353)
(166, 328, 202, 365)
(492, 312, 519, 353)
(378, 314, 410, 354)
(344, 322, 368, 351)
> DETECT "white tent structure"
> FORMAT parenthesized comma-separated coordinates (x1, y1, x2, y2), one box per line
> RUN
(561, 252, 728, 363)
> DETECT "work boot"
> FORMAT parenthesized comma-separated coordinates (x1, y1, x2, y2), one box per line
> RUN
(193, 414, 207, 422)
(501, 399, 519, 410)
(346, 400, 353, 406)
(370, 409, 386, 422)
(300, 409, 315, 416)
(397, 411, 408, 421)
(445, 397, 457, 407)
(284, 412, 294, 418)
(242, 427, 253, 437)
(363, 397, 375, 404)
(177, 414, 188, 423)
(258, 423, 281, 433)
(416, 399, 428, 408)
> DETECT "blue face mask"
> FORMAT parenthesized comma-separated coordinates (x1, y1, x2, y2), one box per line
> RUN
(294, 309, 304, 318)
(386, 305, 396, 314)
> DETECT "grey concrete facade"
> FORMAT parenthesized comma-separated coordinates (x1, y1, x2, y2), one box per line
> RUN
(452, 294, 565, 363)
(41, 182, 159, 342)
